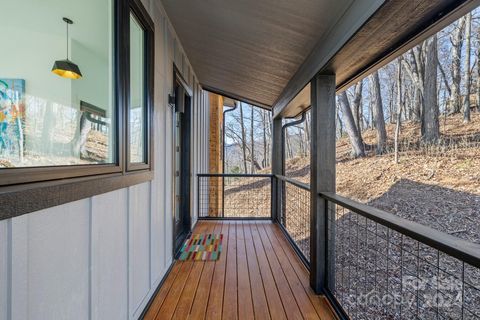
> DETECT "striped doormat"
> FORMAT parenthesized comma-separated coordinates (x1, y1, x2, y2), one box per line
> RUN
(179, 234, 223, 261)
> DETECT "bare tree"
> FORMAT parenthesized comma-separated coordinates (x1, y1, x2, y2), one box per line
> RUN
(303, 111, 311, 154)
(338, 91, 365, 158)
(239, 102, 248, 173)
(464, 12, 472, 122)
(477, 18, 480, 112)
(261, 110, 268, 168)
(394, 57, 403, 163)
(402, 46, 425, 122)
(352, 80, 364, 137)
(250, 105, 255, 173)
(422, 35, 440, 143)
(370, 71, 388, 153)
(450, 17, 466, 114)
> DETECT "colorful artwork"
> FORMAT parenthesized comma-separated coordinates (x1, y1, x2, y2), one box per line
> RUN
(0, 79, 25, 163)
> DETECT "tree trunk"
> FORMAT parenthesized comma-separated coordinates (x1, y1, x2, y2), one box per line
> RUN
(336, 108, 343, 137)
(394, 58, 403, 163)
(285, 129, 292, 159)
(402, 47, 426, 122)
(370, 71, 387, 153)
(250, 105, 255, 173)
(422, 35, 440, 143)
(339, 91, 365, 157)
(304, 112, 311, 153)
(262, 111, 267, 168)
(239, 103, 248, 173)
(450, 17, 466, 114)
(464, 13, 472, 123)
(477, 20, 480, 112)
(352, 80, 363, 138)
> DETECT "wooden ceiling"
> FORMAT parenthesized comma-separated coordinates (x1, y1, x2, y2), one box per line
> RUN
(161, 0, 358, 109)
(161, 0, 479, 116)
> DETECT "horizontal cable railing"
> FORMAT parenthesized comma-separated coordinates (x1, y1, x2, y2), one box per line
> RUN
(197, 174, 272, 219)
(277, 175, 311, 264)
(321, 192, 480, 319)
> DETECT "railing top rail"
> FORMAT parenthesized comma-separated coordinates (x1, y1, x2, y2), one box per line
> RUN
(320, 192, 480, 268)
(276, 175, 311, 191)
(197, 173, 273, 178)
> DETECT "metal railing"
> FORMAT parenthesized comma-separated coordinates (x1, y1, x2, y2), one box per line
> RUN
(321, 192, 480, 319)
(197, 173, 272, 219)
(277, 175, 311, 264)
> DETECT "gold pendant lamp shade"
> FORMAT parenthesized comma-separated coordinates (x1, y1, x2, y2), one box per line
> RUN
(52, 17, 83, 79)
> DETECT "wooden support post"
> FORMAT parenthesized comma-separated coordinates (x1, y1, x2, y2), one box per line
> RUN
(271, 117, 283, 222)
(310, 73, 336, 294)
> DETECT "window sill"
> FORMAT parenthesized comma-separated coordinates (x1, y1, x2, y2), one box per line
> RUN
(0, 170, 154, 221)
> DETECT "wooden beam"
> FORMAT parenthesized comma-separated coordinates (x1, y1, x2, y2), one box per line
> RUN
(271, 117, 283, 222)
(310, 73, 336, 293)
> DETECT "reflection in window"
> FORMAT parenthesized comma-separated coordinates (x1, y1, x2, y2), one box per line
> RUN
(0, 0, 114, 168)
(129, 13, 146, 164)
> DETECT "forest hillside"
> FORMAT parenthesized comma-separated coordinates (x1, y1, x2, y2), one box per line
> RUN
(281, 112, 480, 243)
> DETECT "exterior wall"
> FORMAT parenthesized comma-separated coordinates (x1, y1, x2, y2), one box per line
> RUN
(0, 0, 210, 319)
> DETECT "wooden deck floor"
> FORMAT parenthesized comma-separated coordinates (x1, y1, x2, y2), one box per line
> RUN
(144, 220, 337, 320)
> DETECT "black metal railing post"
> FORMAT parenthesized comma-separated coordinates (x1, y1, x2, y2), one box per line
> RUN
(270, 175, 276, 221)
(222, 176, 226, 218)
(197, 174, 201, 218)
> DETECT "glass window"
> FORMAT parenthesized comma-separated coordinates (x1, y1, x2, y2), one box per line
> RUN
(0, 0, 115, 168)
(129, 13, 146, 164)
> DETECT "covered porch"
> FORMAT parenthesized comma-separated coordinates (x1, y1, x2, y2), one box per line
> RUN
(1, 0, 480, 319)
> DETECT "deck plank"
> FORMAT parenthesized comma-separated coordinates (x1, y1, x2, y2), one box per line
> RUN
(260, 222, 320, 320)
(188, 222, 222, 319)
(253, 223, 303, 320)
(243, 222, 271, 320)
(143, 263, 182, 320)
(171, 222, 213, 319)
(145, 221, 335, 320)
(222, 222, 238, 320)
(270, 224, 338, 320)
(247, 222, 287, 320)
(236, 222, 255, 319)
(205, 222, 229, 320)
(155, 261, 194, 319)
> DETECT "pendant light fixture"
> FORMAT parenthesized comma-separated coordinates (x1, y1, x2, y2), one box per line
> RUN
(52, 17, 83, 79)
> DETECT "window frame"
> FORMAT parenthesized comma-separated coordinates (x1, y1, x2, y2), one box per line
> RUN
(126, 0, 154, 172)
(0, 0, 155, 219)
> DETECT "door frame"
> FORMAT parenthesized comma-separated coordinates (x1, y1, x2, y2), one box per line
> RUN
(172, 65, 193, 256)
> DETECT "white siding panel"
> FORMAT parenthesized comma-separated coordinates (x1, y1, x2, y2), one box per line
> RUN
(164, 105, 174, 266)
(152, 69, 167, 283)
(27, 200, 90, 320)
(154, 11, 166, 77)
(10, 215, 27, 320)
(129, 182, 151, 316)
(91, 190, 128, 320)
(0, 220, 8, 320)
